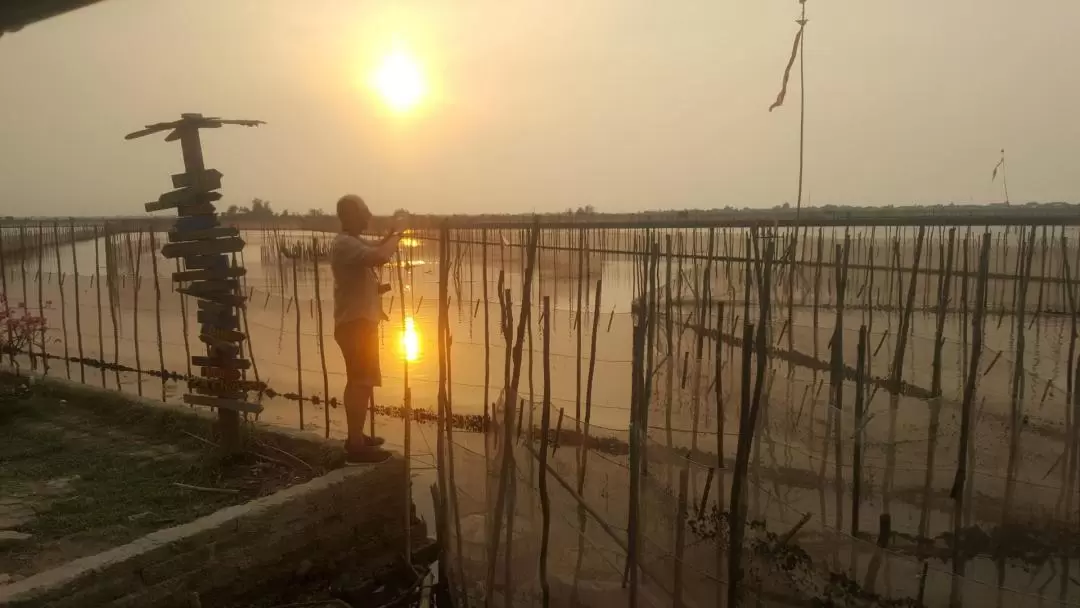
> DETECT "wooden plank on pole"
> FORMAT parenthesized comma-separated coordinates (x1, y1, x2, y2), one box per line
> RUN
(162, 237, 244, 259)
(167, 227, 238, 243)
(145, 190, 222, 212)
(171, 168, 223, 189)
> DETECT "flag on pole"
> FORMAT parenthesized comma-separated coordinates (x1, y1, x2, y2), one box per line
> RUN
(991, 149, 1005, 181)
(768, 21, 806, 112)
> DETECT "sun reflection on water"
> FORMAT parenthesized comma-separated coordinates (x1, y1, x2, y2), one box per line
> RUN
(401, 316, 420, 362)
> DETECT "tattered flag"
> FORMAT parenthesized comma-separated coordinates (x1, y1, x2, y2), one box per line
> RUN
(768, 24, 805, 112)
(992, 150, 1005, 181)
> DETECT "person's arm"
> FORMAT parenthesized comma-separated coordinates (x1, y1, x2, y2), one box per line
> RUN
(337, 233, 402, 267)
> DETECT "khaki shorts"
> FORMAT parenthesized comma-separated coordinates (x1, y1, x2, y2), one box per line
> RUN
(335, 320, 382, 387)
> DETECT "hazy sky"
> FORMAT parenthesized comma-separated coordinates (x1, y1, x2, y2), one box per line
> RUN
(2, 0, 1079, 216)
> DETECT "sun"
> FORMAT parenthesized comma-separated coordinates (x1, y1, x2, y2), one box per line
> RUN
(401, 316, 420, 362)
(373, 49, 425, 112)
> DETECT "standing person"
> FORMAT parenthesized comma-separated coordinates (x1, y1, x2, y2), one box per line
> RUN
(332, 194, 402, 464)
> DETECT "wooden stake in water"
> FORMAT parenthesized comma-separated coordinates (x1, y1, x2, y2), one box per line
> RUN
(39, 225, 50, 376)
(571, 278, 603, 604)
(149, 231, 166, 401)
(1003, 227, 1037, 521)
(69, 223, 86, 383)
(18, 227, 33, 370)
(0, 225, 9, 366)
(673, 466, 689, 608)
(312, 237, 330, 438)
(291, 254, 303, 429)
(54, 223, 70, 379)
(128, 231, 143, 396)
(949, 232, 991, 608)
(538, 295, 553, 608)
(853, 325, 867, 537)
(830, 238, 850, 536)
(394, 244, 413, 573)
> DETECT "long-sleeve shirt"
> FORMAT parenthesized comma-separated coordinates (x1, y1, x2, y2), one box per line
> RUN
(331, 233, 389, 327)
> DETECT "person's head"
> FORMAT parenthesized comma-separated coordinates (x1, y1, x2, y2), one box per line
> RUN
(336, 194, 371, 235)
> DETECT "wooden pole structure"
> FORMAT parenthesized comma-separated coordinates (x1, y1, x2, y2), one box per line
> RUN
(176, 259, 193, 380)
(312, 237, 331, 438)
(93, 227, 104, 386)
(538, 295, 553, 608)
(949, 232, 991, 608)
(105, 225, 122, 389)
(129, 113, 263, 455)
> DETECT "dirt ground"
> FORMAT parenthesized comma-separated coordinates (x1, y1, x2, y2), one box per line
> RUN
(0, 373, 316, 581)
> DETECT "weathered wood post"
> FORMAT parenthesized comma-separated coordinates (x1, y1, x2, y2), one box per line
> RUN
(128, 113, 264, 455)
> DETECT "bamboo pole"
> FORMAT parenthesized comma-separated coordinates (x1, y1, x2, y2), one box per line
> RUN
(830, 238, 850, 537)
(538, 295, 553, 608)
(918, 227, 955, 541)
(291, 255, 303, 430)
(19, 227, 33, 370)
(949, 232, 991, 608)
(395, 242, 413, 574)
(482, 229, 492, 497)
(852, 325, 867, 537)
(40, 225, 50, 376)
(575, 228, 585, 453)
(55, 223, 70, 379)
(1003, 227, 1037, 520)
(312, 237, 330, 438)
(148, 231, 165, 401)
(691, 229, 715, 459)
(626, 240, 650, 605)
(129, 230, 143, 396)
(69, 223, 85, 383)
(571, 278, 603, 604)
(0, 225, 9, 366)
(106, 226, 121, 389)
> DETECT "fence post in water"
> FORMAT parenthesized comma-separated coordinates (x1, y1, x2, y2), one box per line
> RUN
(853, 325, 867, 538)
(727, 322, 756, 608)
(54, 222, 70, 379)
(481, 229, 491, 494)
(105, 225, 121, 389)
(884, 226, 925, 512)
(312, 237, 330, 438)
(949, 232, 991, 608)
(830, 238, 850, 536)
(39, 225, 49, 376)
(18, 226, 34, 370)
(1003, 227, 1037, 523)
(538, 295, 553, 608)
(149, 230, 166, 401)
(394, 244, 414, 574)
(91, 227, 104, 385)
(571, 277, 603, 604)
(664, 235, 675, 486)
(290, 255, 303, 429)
(128, 231, 143, 397)
(68, 223, 86, 383)
(919, 228, 956, 541)
(176, 259, 192, 380)
(0, 225, 9, 366)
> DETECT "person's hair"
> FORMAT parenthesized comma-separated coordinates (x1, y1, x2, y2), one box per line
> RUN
(336, 194, 369, 219)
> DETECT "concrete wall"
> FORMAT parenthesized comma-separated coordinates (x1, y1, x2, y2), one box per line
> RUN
(0, 373, 411, 608)
(0, 459, 406, 608)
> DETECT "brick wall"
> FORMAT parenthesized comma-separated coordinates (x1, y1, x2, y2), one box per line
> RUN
(0, 458, 407, 608)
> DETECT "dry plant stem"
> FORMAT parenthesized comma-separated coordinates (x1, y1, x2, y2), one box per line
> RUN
(949, 232, 991, 608)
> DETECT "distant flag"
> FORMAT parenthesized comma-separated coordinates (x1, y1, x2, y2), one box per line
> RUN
(991, 149, 1005, 181)
(769, 23, 806, 112)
